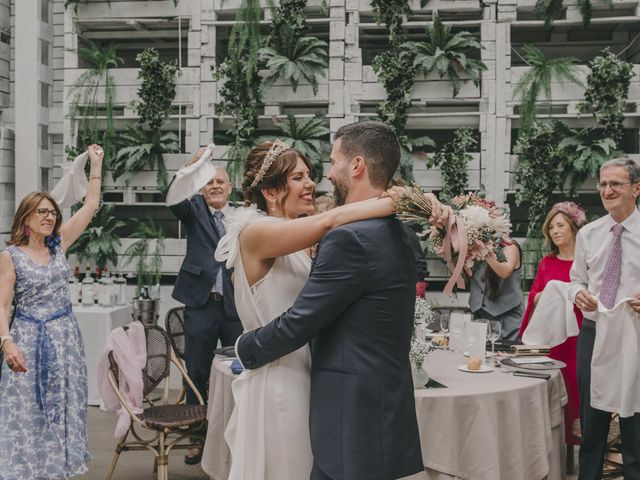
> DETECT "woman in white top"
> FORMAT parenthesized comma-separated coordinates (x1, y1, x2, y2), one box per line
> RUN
(215, 140, 445, 479)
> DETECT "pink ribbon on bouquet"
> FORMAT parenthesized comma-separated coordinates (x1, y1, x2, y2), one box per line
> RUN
(442, 214, 468, 296)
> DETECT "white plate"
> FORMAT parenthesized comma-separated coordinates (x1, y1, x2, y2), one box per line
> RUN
(458, 364, 494, 373)
(463, 351, 495, 358)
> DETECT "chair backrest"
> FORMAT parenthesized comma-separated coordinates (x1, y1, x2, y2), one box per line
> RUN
(143, 324, 172, 397)
(164, 306, 186, 360)
(108, 323, 172, 398)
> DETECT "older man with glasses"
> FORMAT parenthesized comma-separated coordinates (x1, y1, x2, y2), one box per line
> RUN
(569, 157, 640, 479)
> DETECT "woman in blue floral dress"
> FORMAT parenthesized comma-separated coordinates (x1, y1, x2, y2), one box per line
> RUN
(0, 145, 104, 479)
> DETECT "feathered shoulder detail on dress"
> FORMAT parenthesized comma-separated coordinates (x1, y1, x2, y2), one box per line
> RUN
(215, 205, 281, 268)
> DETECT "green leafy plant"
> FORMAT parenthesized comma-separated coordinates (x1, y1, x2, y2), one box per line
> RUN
(557, 126, 620, 194)
(259, 114, 330, 182)
(578, 50, 634, 147)
(513, 45, 582, 134)
(214, 0, 262, 186)
(122, 219, 165, 295)
(427, 128, 477, 201)
(67, 203, 124, 269)
(112, 48, 180, 190)
(534, 0, 564, 28)
(112, 128, 180, 189)
(260, 36, 328, 95)
(260, 0, 328, 95)
(514, 121, 566, 237)
(68, 40, 123, 167)
(401, 14, 487, 98)
(534, 0, 612, 28)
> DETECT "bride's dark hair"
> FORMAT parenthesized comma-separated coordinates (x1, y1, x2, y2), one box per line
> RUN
(242, 141, 313, 212)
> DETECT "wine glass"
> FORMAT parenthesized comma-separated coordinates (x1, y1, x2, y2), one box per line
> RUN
(486, 320, 501, 357)
(439, 312, 450, 349)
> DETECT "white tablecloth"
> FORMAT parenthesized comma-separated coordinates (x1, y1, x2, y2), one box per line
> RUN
(419, 350, 567, 480)
(202, 350, 567, 480)
(74, 304, 132, 406)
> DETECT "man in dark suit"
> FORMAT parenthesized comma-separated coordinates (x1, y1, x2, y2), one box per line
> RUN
(169, 152, 242, 464)
(237, 121, 426, 480)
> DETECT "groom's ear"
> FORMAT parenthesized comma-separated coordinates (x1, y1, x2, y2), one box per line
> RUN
(351, 156, 367, 179)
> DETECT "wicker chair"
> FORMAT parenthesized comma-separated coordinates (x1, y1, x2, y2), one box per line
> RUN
(164, 307, 187, 403)
(104, 324, 206, 480)
(572, 415, 623, 478)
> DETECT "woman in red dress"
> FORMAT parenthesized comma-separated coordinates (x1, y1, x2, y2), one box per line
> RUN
(519, 201, 587, 445)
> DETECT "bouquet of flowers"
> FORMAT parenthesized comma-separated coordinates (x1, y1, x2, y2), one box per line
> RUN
(395, 186, 511, 294)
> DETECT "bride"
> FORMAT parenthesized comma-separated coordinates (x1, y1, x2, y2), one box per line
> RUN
(216, 140, 445, 479)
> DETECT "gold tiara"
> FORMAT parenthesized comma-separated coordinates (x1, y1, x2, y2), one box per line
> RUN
(250, 140, 290, 188)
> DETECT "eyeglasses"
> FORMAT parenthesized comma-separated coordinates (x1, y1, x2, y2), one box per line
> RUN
(595, 181, 637, 192)
(35, 208, 58, 219)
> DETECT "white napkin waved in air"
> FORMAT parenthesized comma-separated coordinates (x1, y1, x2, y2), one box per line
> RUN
(165, 143, 217, 206)
(49, 151, 89, 209)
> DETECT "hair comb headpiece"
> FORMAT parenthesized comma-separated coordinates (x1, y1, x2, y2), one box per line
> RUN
(250, 140, 290, 188)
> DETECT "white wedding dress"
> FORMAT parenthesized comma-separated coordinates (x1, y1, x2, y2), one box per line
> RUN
(215, 208, 313, 480)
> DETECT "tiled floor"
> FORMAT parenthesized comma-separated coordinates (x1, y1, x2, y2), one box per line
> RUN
(77, 406, 208, 480)
(80, 406, 624, 480)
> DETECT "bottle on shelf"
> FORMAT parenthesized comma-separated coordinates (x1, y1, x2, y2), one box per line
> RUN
(81, 266, 94, 306)
(113, 272, 127, 306)
(94, 266, 102, 304)
(138, 286, 151, 300)
(68, 267, 80, 305)
(100, 267, 114, 307)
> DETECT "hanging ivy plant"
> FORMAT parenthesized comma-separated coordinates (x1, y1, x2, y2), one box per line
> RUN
(213, 0, 262, 186)
(578, 50, 634, 147)
(112, 48, 180, 190)
(427, 128, 477, 202)
(514, 121, 567, 237)
(370, 0, 434, 182)
(68, 40, 122, 169)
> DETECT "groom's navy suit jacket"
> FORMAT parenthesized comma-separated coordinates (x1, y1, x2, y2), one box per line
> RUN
(237, 217, 423, 480)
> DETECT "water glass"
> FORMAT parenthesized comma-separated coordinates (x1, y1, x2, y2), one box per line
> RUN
(486, 320, 501, 356)
(439, 313, 450, 349)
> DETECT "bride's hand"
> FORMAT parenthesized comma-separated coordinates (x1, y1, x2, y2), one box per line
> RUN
(380, 186, 407, 202)
(425, 193, 452, 228)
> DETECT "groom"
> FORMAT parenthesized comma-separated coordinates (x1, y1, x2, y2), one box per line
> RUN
(237, 121, 427, 480)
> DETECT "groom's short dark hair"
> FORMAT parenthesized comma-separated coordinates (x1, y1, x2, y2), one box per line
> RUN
(334, 121, 400, 188)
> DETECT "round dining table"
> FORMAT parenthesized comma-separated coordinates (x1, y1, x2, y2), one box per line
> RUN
(202, 349, 567, 480)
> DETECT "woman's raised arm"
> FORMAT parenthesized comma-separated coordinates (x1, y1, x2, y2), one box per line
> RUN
(60, 145, 103, 252)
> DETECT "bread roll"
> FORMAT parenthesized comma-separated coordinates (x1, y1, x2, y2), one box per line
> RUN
(467, 357, 483, 371)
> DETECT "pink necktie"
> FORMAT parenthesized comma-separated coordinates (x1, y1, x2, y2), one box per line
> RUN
(599, 223, 624, 309)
